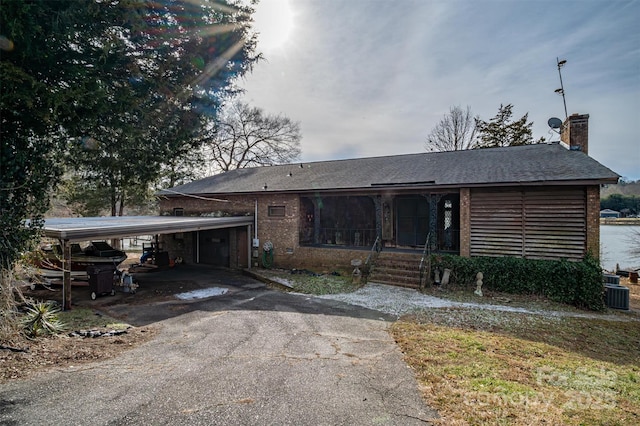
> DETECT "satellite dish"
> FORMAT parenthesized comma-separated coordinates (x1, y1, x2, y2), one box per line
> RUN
(548, 117, 562, 129)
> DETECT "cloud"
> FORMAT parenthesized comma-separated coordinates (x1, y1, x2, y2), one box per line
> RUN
(240, 0, 640, 179)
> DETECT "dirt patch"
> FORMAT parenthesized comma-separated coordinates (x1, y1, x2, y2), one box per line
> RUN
(0, 325, 155, 384)
(2, 265, 230, 384)
(2, 284, 158, 384)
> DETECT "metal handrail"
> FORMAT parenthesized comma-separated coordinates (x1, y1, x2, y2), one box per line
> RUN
(418, 232, 431, 289)
(363, 235, 381, 278)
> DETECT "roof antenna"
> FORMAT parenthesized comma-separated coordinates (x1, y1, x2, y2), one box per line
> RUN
(547, 117, 563, 143)
(554, 58, 568, 119)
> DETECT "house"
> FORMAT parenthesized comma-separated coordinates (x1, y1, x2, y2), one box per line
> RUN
(158, 114, 618, 273)
(600, 209, 621, 218)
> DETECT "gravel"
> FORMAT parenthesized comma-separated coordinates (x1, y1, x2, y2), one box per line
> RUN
(317, 283, 634, 321)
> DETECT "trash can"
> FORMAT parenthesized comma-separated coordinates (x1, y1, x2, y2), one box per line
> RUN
(87, 266, 116, 300)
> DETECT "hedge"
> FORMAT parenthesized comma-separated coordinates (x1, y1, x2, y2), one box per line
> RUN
(430, 254, 605, 311)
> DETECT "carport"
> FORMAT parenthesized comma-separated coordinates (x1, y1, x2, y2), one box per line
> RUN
(40, 216, 254, 310)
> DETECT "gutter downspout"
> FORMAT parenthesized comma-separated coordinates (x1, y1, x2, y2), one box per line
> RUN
(254, 199, 258, 241)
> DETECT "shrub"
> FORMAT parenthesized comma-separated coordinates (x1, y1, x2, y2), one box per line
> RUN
(21, 301, 66, 338)
(431, 254, 605, 311)
(1, 268, 23, 344)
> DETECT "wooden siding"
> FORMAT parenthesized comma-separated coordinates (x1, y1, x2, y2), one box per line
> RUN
(470, 188, 586, 260)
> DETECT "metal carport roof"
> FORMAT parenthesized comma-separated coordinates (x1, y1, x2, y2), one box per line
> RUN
(41, 216, 254, 242)
(40, 215, 254, 311)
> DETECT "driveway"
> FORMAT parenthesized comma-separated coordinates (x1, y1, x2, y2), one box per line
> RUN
(1, 266, 438, 425)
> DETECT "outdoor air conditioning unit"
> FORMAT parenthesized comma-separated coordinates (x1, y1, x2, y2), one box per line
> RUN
(602, 273, 620, 285)
(604, 284, 629, 310)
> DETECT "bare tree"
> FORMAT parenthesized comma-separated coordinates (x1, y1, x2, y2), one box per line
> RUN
(202, 101, 302, 172)
(425, 106, 478, 152)
(629, 228, 640, 262)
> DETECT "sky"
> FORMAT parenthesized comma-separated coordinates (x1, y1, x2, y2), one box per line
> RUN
(240, 0, 639, 181)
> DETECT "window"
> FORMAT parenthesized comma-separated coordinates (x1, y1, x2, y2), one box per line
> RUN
(444, 199, 453, 230)
(437, 194, 460, 253)
(268, 205, 286, 217)
(299, 196, 375, 246)
(173, 207, 184, 216)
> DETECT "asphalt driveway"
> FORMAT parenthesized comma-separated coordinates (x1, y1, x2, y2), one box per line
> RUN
(1, 266, 438, 425)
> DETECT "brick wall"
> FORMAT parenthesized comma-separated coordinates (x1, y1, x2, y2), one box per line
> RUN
(459, 188, 471, 257)
(561, 114, 589, 155)
(160, 195, 253, 265)
(164, 231, 194, 264)
(159, 193, 374, 271)
(160, 184, 600, 268)
(160, 193, 301, 268)
(256, 193, 300, 261)
(160, 195, 254, 217)
(585, 185, 600, 258)
(278, 246, 370, 272)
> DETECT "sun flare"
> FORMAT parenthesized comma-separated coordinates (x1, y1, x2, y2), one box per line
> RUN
(252, 0, 295, 52)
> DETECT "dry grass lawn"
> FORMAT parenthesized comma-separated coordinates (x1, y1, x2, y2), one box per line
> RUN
(391, 280, 640, 425)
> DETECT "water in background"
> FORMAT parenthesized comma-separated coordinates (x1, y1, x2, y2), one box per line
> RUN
(600, 225, 640, 271)
(121, 235, 152, 252)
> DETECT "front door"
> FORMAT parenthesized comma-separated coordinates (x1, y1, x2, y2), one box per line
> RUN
(236, 227, 248, 268)
(396, 197, 429, 246)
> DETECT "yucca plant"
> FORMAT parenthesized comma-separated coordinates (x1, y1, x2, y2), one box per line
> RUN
(21, 301, 66, 338)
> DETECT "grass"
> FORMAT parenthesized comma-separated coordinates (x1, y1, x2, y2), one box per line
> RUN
(58, 308, 131, 331)
(391, 310, 640, 425)
(421, 284, 589, 314)
(254, 267, 361, 295)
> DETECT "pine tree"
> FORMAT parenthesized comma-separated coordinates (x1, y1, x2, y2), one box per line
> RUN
(474, 104, 544, 148)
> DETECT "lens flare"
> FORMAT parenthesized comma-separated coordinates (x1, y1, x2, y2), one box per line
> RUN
(0, 35, 15, 51)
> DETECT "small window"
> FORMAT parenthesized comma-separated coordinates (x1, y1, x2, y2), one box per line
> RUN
(268, 205, 286, 217)
(173, 208, 184, 216)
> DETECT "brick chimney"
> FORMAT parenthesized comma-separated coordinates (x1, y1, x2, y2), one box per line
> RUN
(561, 113, 589, 154)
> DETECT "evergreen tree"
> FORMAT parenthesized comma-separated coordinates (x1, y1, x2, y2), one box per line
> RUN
(1, 0, 258, 269)
(1, 0, 98, 268)
(62, 0, 258, 215)
(474, 104, 544, 148)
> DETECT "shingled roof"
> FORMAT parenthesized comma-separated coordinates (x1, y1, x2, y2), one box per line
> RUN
(160, 144, 619, 196)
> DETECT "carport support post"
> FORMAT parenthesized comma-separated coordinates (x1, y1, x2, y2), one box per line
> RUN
(62, 239, 72, 311)
(196, 231, 200, 263)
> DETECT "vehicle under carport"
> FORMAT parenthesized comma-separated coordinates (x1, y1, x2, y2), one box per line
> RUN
(38, 216, 254, 310)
